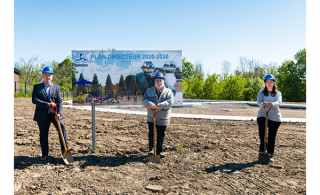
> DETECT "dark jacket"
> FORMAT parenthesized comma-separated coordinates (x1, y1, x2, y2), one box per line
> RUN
(32, 82, 63, 123)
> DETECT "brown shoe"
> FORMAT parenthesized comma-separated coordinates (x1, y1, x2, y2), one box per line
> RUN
(62, 148, 73, 154)
(40, 156, 48, 161)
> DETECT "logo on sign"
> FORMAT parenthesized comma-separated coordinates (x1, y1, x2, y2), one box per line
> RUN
(74, 53, 88, 67)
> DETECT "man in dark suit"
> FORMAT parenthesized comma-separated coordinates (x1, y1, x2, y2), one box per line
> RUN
(32, 66, 72, 161)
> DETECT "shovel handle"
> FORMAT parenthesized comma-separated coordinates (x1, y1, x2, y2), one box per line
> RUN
(50, 106, 68, 154)
(153, 115, 156, 155)
(263, 106, 271, 154)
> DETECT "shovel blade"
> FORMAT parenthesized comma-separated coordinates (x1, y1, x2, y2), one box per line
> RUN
(149, 154, 160, 164)
(258, 153, 270, 165)
(61, 152, 74, 165)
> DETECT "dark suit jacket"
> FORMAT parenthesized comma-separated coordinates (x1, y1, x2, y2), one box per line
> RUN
(32, 82, 63, 123)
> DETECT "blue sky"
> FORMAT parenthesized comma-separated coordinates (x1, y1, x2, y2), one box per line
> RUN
(14, 0, 306, 75)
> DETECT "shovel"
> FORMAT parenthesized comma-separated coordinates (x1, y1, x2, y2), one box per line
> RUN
(258, 106, 272, 165)
(149, 108, 160, 163)
(50, 106, 74, 165)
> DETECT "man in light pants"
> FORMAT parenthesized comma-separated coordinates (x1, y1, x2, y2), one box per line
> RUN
(142, 72, 174, 158)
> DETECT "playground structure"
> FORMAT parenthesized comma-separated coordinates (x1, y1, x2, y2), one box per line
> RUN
(93, 94, 120, 105)
(73, 92, 93, 103)
(122, 89, 135, 101)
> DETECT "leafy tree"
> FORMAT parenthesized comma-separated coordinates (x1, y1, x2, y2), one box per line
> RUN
(194, 60, 204, 79)
(220, 74, 246, 100)
(183, 77, 204, 99)
(14, 55, 45, 84)
(277, 49, 306, 102)
(242, 87, 255, 101)
(72, 62, 78, 84)
(202, 73, 221, 100)
(245, 77, 265, 100)
(124, 75, 137, 92)
(182, 57, 195, 80)
(52, 57, 73, 91)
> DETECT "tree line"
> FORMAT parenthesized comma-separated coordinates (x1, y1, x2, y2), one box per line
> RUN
(14, 48, 306, 102)
(183, 48, 306, 102)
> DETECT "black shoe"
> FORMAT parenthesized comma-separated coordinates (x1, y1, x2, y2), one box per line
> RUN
(268, 153, 274, 163)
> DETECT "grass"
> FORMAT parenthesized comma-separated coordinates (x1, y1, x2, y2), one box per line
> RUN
(177, 142, 193, 154)
(88, 146, 105, 152)
(14, 94, 32, 98)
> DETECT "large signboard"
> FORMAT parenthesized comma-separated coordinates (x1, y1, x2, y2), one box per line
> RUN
(72, 50, 182, 106)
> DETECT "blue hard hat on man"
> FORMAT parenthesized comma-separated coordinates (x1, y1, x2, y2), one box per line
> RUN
(42, 66, 54, 74)
(264, 74, 275, 82)
(154, 72, 165, 80)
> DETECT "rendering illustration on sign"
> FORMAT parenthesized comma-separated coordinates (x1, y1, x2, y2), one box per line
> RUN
(72, 50, 182, 106)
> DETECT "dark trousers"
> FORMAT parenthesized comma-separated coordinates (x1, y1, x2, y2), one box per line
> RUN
(37, 114, 68, 156)
(148, 122, 166, 155)
(257, 117, 281, 155)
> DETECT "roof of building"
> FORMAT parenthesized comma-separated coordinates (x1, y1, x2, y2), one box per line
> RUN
(14, 68, 21, 75)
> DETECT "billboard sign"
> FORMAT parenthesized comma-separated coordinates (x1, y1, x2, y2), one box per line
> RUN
(72, 50, 182, 106)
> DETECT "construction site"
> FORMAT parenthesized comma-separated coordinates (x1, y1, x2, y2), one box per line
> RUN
(14, 98, 306, 194)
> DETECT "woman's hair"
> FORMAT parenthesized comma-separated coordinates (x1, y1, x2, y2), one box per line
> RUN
(263, 82, 279, 97)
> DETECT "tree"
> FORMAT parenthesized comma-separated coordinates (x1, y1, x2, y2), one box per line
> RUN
(182, 57, 195, 80)
(276, 49, 306, 102)
(220, 75, 246, 100)
(125, 75, 137, 92)
(79, 73, 84, 81)
(77, 73, 86, 95)
(221, 60, 232, 79)
(119, 75, 125, 87)
(52, 57, 73, 91)
(202, 73, 221, 100)
(105, 74, 112, 89)
(72, 61, 78, 84)
(245, 77, 265, 100)
(194, 60, 204, 79)
(118, 74, 125, 93)
(242, 87, 255, 101)
(183, 77, 204, 99)
(14, 55, 45, 84)
(91, 73, 100, 97)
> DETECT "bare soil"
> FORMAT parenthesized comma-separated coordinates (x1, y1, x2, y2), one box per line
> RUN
(14, 98, 306, 194)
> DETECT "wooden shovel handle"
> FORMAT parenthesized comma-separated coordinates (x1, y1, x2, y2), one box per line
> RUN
(50, 106, 68, 154)
(56, 118, 68, 155)
(263, 107, 271, 154)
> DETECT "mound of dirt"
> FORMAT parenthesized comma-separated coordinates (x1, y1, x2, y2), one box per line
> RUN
(14, 98, 306, 194)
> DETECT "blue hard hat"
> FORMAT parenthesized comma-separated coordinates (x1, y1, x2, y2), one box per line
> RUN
(42, 66, 54, 74)
(264, 74, 275, 82)
(154, 72, 165, 80)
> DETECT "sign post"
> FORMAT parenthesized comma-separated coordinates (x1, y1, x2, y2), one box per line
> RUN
(91, 103, 96, 151)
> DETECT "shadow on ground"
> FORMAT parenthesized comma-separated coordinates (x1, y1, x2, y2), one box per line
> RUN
(14, 156, 61, 169)
(204, 161, 259, 174)
(14, 154, 149, 169)
(77, 154, 149, 168)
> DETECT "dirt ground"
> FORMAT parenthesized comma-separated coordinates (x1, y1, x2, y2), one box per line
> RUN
(14, 98, 306, 194)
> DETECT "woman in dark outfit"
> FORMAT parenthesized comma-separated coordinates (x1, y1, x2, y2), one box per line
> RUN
(257, 74, 282, 162)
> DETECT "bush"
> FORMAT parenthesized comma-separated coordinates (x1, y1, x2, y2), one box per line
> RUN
(242, 87, 255, 101)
